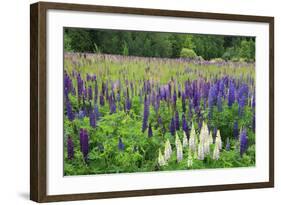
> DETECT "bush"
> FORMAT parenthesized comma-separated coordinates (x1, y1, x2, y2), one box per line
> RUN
(180, 48, 197, 59)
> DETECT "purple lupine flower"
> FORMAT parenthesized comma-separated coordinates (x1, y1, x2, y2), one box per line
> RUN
(66, 100, 75, 121)
(109, 94, 116, 114)
(182, 113, 189, 137)
(238, 84, 249, 115)
(94, 104, 99, 120)
(99, 94, 105, 106)
(240, 129, 248, 156)
(79, 129, 89, 160)
(193, 89, 200, 109)
(175, 111, 180, 130)
(226, 138, 230, 151)
(217, 93, 222, 112)
(219, 79, 225, 97)
(228, 81, 235, 107)
(94, 79, 98, 103)
(251, 94, 255, 109)
(90, 111, 96, 128)
(88, 86, 92, 101)
(142, 95, 150, 132)
(118, 138, 125, 151)
(77, 73, 83, 99)
(169, 117, 175, 136)
(67, 136, 74, 160)
(208, 85, 217, 108)
(233, 121, 239, 140)
(125, 95, 131, 112)
(148, 123, 153, 137)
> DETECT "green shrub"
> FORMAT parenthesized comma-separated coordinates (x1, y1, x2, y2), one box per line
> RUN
(180, 48, 197, 59)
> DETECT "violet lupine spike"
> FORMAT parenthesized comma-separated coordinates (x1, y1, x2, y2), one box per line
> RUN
(99, 94, 105, 106)
(208, 85, 217, 108)
(175, 111, 180, 130)
(90, 111, 96, 128)
(240, 129, 248, 156)
(79, 129, 89, 161)
(233, 121, 239, 140)
(228, 81, 235, 107)
(88, 86, 92, 101)
(217, 93, 222, 112)
(66, 100, 75, 121)
(94, 104, 99, 120)
(169, 117, 175, 136)
(94, 79, 98, 104)
(237, 84, 249, 116)
(77, 74, 84, 99)
(148, 123, 153, 137)
(142, 95, 150, 132)
(67, 136, 74, 160)
(182, 113, 189, 137)
(109, 94, 116, 114)
(118, 138, 125, 151)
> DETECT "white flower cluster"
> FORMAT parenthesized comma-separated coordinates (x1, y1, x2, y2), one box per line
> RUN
(158, 121, 224, 168)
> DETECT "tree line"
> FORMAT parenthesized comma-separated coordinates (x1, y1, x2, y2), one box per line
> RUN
(64, 28, 255, 61)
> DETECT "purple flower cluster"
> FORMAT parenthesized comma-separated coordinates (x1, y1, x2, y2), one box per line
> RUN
(79, 129, 89, 160)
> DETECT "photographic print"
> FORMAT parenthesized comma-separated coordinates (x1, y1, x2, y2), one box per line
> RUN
(63, 28, 256, 176)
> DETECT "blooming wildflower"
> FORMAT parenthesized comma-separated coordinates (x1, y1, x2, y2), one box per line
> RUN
(88, 86, 92, 101)
(212, 143, 220, 160)
(197, 142, 204, 160)
(240, 129, 248, 156)
(175, 111, 180, 130)
(90, 111, 96, 128)
(94, 79, 98, 103)
(182, 131, 188, 148)
(208, 85, 217, 108)
(99, 94, 105, 106)
(228, 81, 235, 107)
(79, 129, 89, 161)
(142, 95, 150, 132)
(182, 113, 189, 137)
(189, 123, 197, 152)
(67, 136, 74, 160)
(169, 117, 176, 136)
(215, 130, 222, 150)
(217, 93, 222, 112)
(118, 137, 125, 151)
(158, 149, 166, 166)
(164, 139, 172, 161)
(148, 123, 153, 137)
(209, 131, 214, 144)
(66, 100, 75, 121)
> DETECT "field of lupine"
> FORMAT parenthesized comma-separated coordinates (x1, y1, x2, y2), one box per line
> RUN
(63, 53, 255, 176)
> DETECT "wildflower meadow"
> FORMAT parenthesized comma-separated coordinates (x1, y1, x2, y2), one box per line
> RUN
(63, 29, 255, 175)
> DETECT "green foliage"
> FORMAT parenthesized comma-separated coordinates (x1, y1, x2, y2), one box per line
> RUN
(63, 28, 255, 60)
(180, 48, 197, 59)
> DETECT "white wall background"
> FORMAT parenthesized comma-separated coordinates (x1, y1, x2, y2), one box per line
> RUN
(0, 0, 279, 204)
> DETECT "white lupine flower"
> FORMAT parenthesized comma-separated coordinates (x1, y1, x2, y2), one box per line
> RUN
(215, 130, 222, 150)
(204, 140, 210, 154)
(175, 133, 183, 162)
(158, 149, 166, 166)
(189, 123, 197, 152)
(164, 139, 172, 161)
(213, 143, 220, 160)
(199, 121, 209, 143)
(209, 131, 213, 144)
(197, 142, 205, 160)
(182, 131, 188, 148)
(187, 149, 193, 168)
